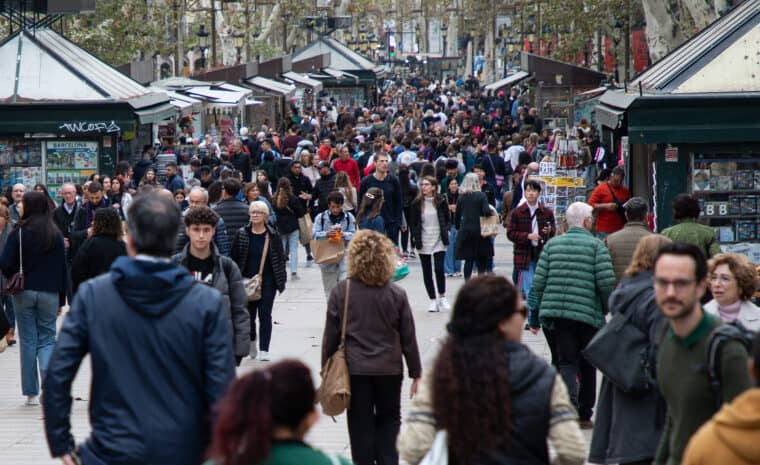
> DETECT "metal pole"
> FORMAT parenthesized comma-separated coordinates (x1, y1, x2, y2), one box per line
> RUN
(624, 0, 631, 80)
(211, 1, 217, 67)
(175, 0, 182, 76)
(245, 0, 250, 62)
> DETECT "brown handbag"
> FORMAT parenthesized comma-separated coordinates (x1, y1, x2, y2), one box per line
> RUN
(243, 233, 269, 301)
(318, 279, 352, 416)
(3, 230, 24, 296)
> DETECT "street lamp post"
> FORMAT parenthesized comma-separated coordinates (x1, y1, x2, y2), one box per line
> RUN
(441, 23, 448, 57)
(196, 24, 209, 70)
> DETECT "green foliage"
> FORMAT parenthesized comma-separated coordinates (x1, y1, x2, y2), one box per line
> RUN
(65, 0, 169, 66)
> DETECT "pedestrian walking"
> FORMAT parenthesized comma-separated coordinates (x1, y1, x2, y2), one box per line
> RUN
(321, 230, 421, 465)
(589, 234, 673, 465)
(108, 177, 133, 220)
(0, 191, 67, 406)
(453, 173, 495, 280)
(9, 183, 25, 224)
(70, 208, 127, 293)
(43, 193, 235, 465)
(271, 177, 306, 280)
(0, 203, 15, 346)
(398, 166, 418, 259)
(205, 360, 354, 465)
(70, 181, 110, 260)
(311, 191, 356, 297)
(704, 253, 760, 329)
(661, 193, 722, 258)
(588, 165, 631, 239)
(231, 201, 287, 362)
(213, 178, 250, 240)
(175, 187, 231, 256)
(173, 207, 250, 366)
(334, 171, 358, 216)
(603, 196, 652, 284)
(356, 187, 386, 233)
(653, 242, 752, 465)
(52, 183, 81, 265)
(358, 152, 402, 245)
(507, 179, 556, 300)
(442, 177, 461, 277)
(407, 176, 451, 312)
(527, 202, 616, 428)
(682, 331, 760, 465)
(397, 275, 586, 465)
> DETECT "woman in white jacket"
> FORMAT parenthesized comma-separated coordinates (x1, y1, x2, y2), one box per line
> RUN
(705, 253, 760, 330)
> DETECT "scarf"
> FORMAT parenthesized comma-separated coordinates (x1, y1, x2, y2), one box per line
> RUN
(718, 301, 742, 323)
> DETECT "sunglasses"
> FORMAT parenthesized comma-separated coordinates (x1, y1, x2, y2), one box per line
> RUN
(516, 304, 528, 318)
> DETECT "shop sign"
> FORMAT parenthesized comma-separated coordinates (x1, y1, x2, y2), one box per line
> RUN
(664, 146, 678, 163)
(58, 120, 121, 135)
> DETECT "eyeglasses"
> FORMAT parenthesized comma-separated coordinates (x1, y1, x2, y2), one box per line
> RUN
(250, 211, 266, 216)
(709, 274, 734, 284)
(654, 278, 696, 291)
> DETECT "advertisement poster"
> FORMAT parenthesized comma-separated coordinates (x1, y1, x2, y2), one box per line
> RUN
(46, 141, 99, 200)
(0, 140, 42, 166)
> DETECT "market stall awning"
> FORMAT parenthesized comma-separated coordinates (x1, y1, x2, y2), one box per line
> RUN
(149, 88, 203, 116)
(245, 76, 296, 98)
(484, 71, 530, 95)
(292, 37, 385, 79)
(134, 101, 178, 124)
(282, 71, 324, 92)
(322, 68, 360, 84)
(246, 98, 264, 106)
(596, 105, 625, 130)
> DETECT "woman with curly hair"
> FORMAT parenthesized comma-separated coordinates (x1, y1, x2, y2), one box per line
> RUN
(70, 208, 127, 293)
(321, 230, 422, 465)
(705, 253, 760, 330)
(398, 275, 586, 465)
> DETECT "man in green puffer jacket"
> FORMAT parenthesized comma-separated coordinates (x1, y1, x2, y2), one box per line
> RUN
(528, 201, 615, 429)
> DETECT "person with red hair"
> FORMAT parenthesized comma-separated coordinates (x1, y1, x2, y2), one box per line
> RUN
(205, 360, 353, 465)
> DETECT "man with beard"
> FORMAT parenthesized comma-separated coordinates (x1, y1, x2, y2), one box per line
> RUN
(653, 242, 752, 465)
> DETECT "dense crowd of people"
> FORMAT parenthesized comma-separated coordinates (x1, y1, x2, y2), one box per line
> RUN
(0, 75, 757, 465)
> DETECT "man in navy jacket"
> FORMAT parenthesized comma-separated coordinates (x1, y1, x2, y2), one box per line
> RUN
(43, 193, 235, 465)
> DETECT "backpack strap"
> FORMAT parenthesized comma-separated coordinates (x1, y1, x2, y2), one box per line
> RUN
(705, 323, 753, 409)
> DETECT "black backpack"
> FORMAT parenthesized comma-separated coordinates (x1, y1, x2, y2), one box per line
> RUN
(705, 322, 755, 408)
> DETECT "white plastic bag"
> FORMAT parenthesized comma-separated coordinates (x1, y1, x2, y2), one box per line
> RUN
(419, 431, 448, 465)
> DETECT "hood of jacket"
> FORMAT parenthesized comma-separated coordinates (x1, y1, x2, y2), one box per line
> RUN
(110, 256, 195, 317)
(712, 389, 760, 462)
(608, 271, 654, 316)
(505, 340, 551, 393)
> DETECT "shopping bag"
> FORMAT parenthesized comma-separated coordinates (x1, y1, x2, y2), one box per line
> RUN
(310, 238, 345, 265)
(298, 215, 313, 245)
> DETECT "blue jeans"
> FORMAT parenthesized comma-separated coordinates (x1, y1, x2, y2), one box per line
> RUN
(282, 230, 300, 274)
(444, 226, 461, 274)
(13, 290, 58, 396)
(596, 232, 608, 240)
(519, 260, 537, 300)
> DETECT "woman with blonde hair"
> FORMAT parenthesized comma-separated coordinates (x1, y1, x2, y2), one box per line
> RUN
(334, 171, 357, 215)
(589, 234, 672, 465)
(705, 253, 760, 330)
(322, 229, 421, 465)
(453, 173, 495, 280)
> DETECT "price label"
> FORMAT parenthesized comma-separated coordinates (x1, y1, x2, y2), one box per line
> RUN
(705, 203, 715, 216)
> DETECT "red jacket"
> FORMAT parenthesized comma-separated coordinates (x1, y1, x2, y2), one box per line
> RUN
(332, 157, 361, 188)
(588, 182, 631, 234)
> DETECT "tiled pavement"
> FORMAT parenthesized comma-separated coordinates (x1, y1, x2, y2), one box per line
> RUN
(0, 236, 591, 464)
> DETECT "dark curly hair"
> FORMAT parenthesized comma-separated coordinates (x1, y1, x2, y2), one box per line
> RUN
(92, 207, 123, 240)
(184, 206, 219, 227)
(432, 275, 519, 464)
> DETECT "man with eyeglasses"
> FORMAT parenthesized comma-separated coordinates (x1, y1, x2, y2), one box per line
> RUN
(652, 242, 752, 465)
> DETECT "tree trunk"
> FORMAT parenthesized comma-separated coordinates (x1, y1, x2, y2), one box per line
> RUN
(641, 0, 687, 62)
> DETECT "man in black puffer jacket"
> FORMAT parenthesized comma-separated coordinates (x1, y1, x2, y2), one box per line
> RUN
(213, 178, 250, 239)
(311, 161, 336, 217)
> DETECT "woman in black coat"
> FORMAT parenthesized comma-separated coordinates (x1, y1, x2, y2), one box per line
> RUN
(271, 177, 306, 280)
(70, 208, 127, 293)
(231, 200, 287, 362)
(453, 173, 494, 280)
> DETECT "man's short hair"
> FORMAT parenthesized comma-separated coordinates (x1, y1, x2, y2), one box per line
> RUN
(184, 206, 219, 228)
(672, 193, 701, 220)
(188, 186, 209, 203)
(445, 159, 459, 170)
(524, 179, 542, 192)
(624, 196, 648, 221)
(198, 166, 212, 177)
(327, 190, 345, 206)
(166, 161, 178, 169)
(126, 193, 181, 257)
(654, 242, 708, 282)
(222, 178, 242, 197)
(88, 182, 103, 193)
(611, 165, 625, 178)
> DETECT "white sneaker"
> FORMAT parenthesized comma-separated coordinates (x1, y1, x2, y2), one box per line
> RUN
(437, 297, 451, 312)
(427, 300, 439, 312)
(258, 350, 270, 361)
(0, 336, 7, 353)
(25, 395, 39, 406)
(249, 343, 258, 360)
